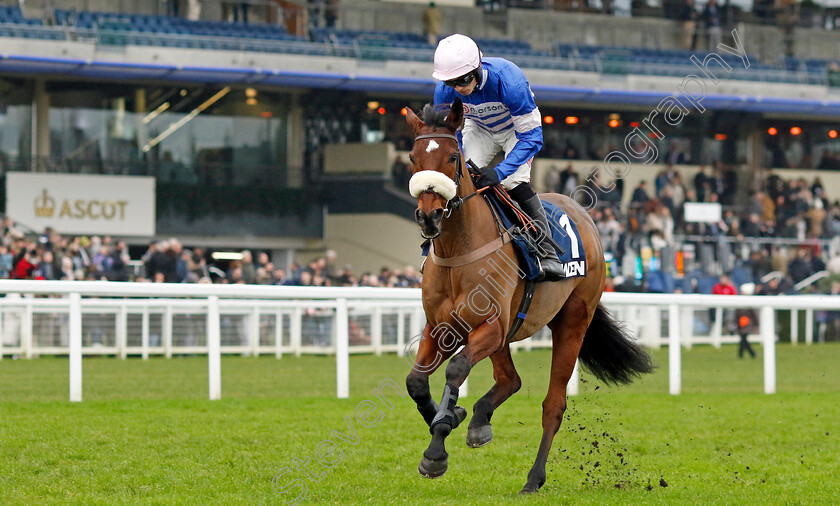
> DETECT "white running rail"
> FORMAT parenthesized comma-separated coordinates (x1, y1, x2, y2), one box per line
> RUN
(1, 281, 838, 401)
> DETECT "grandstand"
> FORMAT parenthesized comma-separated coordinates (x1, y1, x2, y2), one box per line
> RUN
(0, 0, 838, 341)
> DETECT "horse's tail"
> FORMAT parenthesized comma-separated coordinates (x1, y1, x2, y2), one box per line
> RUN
(578, 304, 654, 385)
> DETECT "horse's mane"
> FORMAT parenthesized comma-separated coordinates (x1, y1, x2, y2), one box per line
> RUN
(419, 103, 453, 130)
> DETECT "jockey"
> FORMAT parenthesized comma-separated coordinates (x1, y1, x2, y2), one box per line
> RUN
(432, 34, 565, 281)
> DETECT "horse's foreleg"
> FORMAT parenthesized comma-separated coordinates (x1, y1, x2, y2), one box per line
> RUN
(466, 345, 521, 448)
(521, 296, 590, 494)
(420, 322, 503, 478)
(405, 323, 455, 426)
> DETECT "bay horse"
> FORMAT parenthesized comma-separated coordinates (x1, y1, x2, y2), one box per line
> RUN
(403, 98, 653, 494)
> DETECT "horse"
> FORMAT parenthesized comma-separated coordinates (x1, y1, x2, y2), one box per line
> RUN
(403, 98, 653, 494)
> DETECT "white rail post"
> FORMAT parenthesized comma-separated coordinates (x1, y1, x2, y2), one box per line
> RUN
(790, 309, 798, 346)
(0, 309, 3, 361)
(680, 306, 693, 350)
(23, 303, 33, 359)
(461, 376, 468, 398)
(117, 304, 128, 359)
(396, 308, 405, 351)
(805, 309, 814, 345)
(711, 307, 723, 349)
(141, 306, 150, 360)
(249, 306, 260, 356)
(163, 306, 173, 358)
(291, 307, 302, 357)
(409, 307, 423, 347)
(668, 304, 681, 395)
(275, 310, 283, 359)
(207, 296, 222, 401)
(761, 305, 776, 394)
(336, 298, 350, 399)
(69, 293, 82, 402)
(372, 306, 383, 356)
(567, 359, 580, 396)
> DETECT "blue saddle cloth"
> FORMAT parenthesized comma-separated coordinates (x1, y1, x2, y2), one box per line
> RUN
(496, 198, 587, 280)
(422, 197, 587, 281)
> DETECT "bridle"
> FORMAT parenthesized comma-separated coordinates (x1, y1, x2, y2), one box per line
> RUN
(413, 133, 486, 218)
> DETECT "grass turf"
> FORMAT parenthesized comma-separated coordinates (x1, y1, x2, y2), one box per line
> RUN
(1, 343, 839, 504)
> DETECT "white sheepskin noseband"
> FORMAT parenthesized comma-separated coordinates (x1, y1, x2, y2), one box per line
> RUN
(408, 170, 457, 201)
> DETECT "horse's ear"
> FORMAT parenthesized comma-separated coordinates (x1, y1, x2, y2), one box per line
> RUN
(445, 97, 464, 131)
(405, 107, 425, 135)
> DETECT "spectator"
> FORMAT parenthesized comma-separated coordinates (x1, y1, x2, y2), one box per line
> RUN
(392, 155, 411, 189)
(187, 0, 202, 21)
(631, 180, 650, 206)
(702, 0, 723, 50)
(713, 274, 737, 295)
(422, 2, 441, 46)
(240, 250, 256, 284)
(324, 0, 339, 28)
(787, 247, 825, 284)
(0, 245, 12, 278)
(559, 164, 578, 195)
(676, 0, 699, 50)
(735, 283, 758, 358)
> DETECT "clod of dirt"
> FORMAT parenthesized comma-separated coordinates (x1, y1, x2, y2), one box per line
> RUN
(659, 478, 668, 488)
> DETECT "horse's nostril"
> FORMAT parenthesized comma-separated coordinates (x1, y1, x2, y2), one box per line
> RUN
(431, 208, 444, 221)
(415, 209, 426, 223)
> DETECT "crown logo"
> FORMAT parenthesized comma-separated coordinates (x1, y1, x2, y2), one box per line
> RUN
(34, 189, 55, 218)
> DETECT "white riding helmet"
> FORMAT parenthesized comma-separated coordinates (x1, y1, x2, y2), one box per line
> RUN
(432, 34, 482, 81)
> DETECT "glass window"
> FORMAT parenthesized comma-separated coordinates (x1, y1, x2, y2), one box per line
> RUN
(47, 83, 289, 185)
(0, 78, 33, 172)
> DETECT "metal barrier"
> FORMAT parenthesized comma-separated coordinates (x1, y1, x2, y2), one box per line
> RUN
(1, 281, 838, 401)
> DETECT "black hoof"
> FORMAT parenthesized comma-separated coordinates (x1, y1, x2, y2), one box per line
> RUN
(466, 424, 492, 448)
(453, 405, 467, 428)
(519, 483, 541, 495)
(418, 455, 448, 479)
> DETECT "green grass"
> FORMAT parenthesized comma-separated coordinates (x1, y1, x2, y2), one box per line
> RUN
(2, 344, 840, 505)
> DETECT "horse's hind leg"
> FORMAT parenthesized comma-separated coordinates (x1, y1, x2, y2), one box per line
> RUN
(466, 345, 521, 448)
(521, 295, 592, 494)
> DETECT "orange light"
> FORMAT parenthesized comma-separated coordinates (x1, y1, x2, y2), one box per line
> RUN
(829, 130, 838, 139)
(544, 115, 554, 125)
(377, 107, 386, 115)
(739, 316, 750, 328)
(565, 116, 579, 125)
(260, 111, 272, 118)
(715, 133, 727, 141)
(608, 119, 620, 128)
(401, 107, 408, 116)
(767, 127, 778, 136)
(630, 121, 640, 128)
(790, 126, 801, 135)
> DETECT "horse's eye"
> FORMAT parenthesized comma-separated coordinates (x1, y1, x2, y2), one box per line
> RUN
(409, 155, 416, 164)
(449, 153, 459, 164)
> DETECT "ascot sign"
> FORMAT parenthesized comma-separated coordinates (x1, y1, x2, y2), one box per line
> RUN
(7, 173, 156, 236)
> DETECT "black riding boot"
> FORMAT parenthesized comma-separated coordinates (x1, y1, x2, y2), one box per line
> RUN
(519, 194, 566, 282)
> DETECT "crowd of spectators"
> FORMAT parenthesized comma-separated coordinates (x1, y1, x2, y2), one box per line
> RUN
(0, 219, 420, 289)
(545, 162, 840, 245)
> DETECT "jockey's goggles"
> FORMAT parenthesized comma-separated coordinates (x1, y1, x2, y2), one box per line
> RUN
(444, 71, 475, 88)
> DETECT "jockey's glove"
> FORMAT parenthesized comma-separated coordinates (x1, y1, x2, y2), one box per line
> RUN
(468, 160, 501, 189)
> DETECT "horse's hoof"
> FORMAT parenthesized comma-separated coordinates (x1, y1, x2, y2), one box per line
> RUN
(466, 424, 492, 448)
(418, 455, 448, 479)
(453, 405, 467, 428)
(519, 483, 541, 495)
